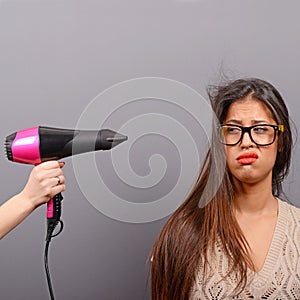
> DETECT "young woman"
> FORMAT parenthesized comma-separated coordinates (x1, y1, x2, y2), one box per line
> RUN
(0, 161, 66, 239)
(151, 78, 300, 299)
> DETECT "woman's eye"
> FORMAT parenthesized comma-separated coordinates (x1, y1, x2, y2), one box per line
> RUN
(253, 126, 268, 133)
(226, 127, 240, 134)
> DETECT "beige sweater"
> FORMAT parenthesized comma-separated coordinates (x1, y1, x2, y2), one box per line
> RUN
(191, 199, 300, 299)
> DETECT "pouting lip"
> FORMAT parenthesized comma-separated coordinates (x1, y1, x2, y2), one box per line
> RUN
(237, 152, 259, 160)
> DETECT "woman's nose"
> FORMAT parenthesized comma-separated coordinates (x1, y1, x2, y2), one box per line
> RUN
(240, 131, 254, 148)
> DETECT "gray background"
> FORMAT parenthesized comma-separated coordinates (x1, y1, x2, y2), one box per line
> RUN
(0, 0, 300, 299)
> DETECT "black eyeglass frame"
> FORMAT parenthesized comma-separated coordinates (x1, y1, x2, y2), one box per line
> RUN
(217, 124, 284, 146)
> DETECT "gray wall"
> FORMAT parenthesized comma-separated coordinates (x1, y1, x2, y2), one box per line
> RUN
(0, 0, 300, 299)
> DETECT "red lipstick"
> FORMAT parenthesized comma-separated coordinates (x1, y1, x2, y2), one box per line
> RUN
(237, 152, 258, 165)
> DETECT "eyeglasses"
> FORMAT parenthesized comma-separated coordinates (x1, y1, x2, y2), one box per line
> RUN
(217, 124, 284, 146)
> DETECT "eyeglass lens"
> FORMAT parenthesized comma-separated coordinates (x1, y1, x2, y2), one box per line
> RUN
(220, 125, 276, 145)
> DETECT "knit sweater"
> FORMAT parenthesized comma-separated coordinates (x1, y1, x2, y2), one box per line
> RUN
(191, 199, 300, 299)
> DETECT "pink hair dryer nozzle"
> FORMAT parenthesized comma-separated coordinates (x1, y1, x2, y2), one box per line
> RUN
(6, 126, 42, 165)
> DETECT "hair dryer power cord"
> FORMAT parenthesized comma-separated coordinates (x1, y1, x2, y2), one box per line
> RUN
(44, 220, 64, 300)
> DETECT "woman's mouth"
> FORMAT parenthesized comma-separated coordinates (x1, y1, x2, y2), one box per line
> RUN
(237, 152, 258, 165)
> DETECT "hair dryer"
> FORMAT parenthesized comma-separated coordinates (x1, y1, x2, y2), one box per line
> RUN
(5, 126, 127, 164)
(5, 126, 127, 300)
(5, 126, 127, 233)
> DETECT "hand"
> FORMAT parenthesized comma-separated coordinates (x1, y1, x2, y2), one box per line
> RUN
(20, 161, 66, 209)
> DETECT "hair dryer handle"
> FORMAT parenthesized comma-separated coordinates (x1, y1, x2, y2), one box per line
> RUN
(46, 193, 64, 242)
(47, 193, 63, 221)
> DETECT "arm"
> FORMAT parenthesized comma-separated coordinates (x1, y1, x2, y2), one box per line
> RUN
(0, 161, 66, 239)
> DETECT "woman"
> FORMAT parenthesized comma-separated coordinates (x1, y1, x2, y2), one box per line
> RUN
(151, 78, 300, 299)
(0, 161, 66, 239)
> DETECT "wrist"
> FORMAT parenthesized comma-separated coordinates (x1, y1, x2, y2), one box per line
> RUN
(16, 191, 39, 212)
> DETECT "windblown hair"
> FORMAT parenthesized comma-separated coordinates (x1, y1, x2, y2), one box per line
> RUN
(150, 78, 293, 299)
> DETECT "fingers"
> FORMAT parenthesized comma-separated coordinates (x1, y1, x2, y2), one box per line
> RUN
(38, 162, 66, 197)
(59, 161, 65, 168)
(50, 182, 66, 198)
(36, 161, 65, 174)
(23, 161, 67, 208)
(48, 162, 66, 198)
(51, 174, 65, 186)
(33, 161, 65, 183)
(50, 172, 66, 199)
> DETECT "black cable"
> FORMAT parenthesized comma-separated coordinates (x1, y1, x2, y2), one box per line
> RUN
(44, 220, 64, 300)
(45, 238, 55, 300)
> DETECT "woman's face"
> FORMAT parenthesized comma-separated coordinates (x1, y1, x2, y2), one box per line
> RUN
(223, 96, 279, 187)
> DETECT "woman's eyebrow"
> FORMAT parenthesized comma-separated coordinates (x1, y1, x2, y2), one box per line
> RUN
(251, 119, 270, 124)
(224, 119, 270, 125)
(223, 119, 242, 124)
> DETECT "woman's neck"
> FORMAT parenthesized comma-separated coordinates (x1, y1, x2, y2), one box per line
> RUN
(233, 180, 277, 216)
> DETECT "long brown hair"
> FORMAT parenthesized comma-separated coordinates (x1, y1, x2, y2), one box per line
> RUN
(150, 78, 293, 299)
